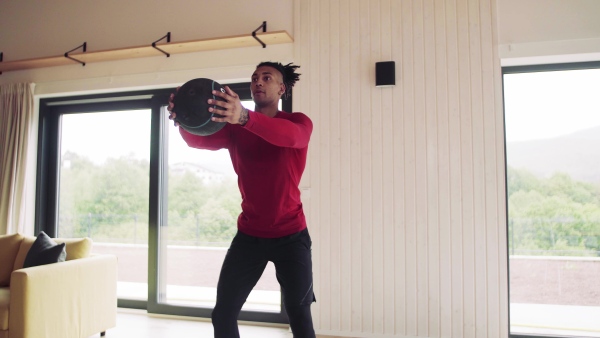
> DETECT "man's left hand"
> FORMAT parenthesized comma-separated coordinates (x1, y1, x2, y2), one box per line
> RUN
(208, 86, 247, 125)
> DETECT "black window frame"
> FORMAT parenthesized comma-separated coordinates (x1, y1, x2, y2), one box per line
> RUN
(502, 60, 600, 338)
(36, 82, 293, 324)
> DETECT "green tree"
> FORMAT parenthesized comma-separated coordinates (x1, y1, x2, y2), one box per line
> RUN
(167, 173, 241, 244)
(168, 172, 210, 218)
(59, 152, 244, 245)
(507, 166, 542, 197)
(59, 153, 150, 240)
(59, 152, 100, 237)
(507, 166, 600, 256)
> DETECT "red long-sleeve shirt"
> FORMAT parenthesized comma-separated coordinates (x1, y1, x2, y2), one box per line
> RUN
(179, 110, 313, 238)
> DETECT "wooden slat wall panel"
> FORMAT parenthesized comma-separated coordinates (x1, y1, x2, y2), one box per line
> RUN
(391, 0, 407, 335)
(294, 0, 507, 337)
(423, 1, 440, 336)
(401, 1, 419, 336)
(379, 0, 396, 335)
(349, 0, 364, 332)
(369, 0, 384, 334)
(433, 1, 453, 337)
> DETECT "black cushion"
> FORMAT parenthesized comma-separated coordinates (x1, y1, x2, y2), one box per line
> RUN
(23, 231, 67, 268)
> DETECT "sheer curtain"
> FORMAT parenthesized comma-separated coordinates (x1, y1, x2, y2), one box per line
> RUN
(0, 83, 35, 235)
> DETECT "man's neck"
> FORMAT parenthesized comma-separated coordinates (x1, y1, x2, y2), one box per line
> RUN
(254, 105, 279, 118)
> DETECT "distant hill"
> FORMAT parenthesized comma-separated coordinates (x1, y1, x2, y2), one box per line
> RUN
(506, 125, 600, 184)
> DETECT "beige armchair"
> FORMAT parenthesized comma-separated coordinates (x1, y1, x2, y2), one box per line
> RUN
(0, 233, 118, 338)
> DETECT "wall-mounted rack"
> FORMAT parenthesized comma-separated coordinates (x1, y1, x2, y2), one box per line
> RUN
(0, 29, 292, 73)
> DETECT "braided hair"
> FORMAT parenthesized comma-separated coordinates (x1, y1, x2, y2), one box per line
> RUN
(256, 61, 301, 99)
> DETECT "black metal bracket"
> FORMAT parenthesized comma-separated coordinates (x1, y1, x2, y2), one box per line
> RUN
(152, 32, 171, 57)
(64, 42, 87, 66)
(252, 21, 267, 48)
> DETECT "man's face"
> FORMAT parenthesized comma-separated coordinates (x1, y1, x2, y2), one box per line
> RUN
(251, 66, 286, 108)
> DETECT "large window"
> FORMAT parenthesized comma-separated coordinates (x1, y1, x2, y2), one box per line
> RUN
(503, 63, 600, 338)
(36, 83, 292, 323)
(58, 109, 152, 301)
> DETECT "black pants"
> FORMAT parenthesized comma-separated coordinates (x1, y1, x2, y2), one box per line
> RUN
(212, 228, 316, 338)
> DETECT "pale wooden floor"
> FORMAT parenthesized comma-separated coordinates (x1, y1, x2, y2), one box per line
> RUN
(89, 308, 349, 338)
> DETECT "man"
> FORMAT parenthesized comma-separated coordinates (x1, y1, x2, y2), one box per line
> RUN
(168, 62, 316, 338)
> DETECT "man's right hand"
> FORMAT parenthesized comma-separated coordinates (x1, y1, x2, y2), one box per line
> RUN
(167, 87, 181, 126)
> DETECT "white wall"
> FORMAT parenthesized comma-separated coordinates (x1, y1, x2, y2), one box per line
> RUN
(0, 0, 293, 61)
(0, 0, 295, 94)
(497, 0, 600, 65)
(1, 0, 599, 337)
(294, 1, 506, 337)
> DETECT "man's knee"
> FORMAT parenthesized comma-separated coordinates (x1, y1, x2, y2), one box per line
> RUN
(212, 305, 242, 338)
(211, 304, 235, 327)
(286, 303, 313, 318)
(286, 304, 316, 338)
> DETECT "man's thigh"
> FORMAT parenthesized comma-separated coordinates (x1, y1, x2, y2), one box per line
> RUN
(216, 232, 268, 304)
(270, 229, 315, 306)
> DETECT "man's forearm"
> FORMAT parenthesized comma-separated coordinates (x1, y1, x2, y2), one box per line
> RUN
(239, 107, 249, 126)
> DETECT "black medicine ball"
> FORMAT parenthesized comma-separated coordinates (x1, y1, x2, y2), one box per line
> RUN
(172, 78, 227, 136)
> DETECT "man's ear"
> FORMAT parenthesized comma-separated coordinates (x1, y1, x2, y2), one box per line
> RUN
(279, 83, 286, 96)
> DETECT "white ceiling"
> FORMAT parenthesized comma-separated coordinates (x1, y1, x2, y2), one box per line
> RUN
(497, 0, 600, 44)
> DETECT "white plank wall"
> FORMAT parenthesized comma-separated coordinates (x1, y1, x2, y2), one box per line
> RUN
(293, 0, 508, 337)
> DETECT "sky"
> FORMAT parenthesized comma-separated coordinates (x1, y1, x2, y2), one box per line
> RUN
(60, 101, 261, 177)
(503, 68, 600, 143)
(61, 110, 236, 177)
